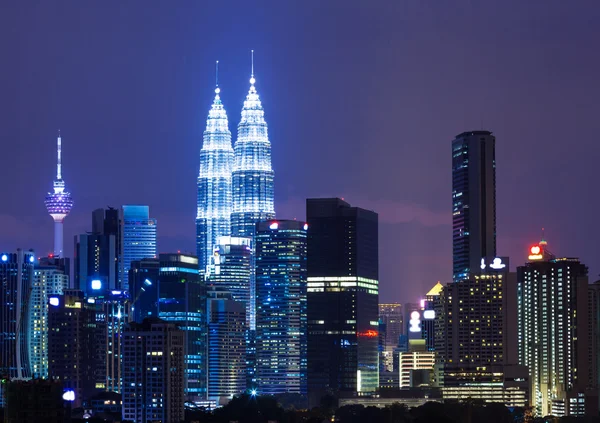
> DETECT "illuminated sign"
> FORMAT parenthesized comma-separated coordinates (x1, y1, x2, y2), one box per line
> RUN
(303, 223, 308, 231)
(91, 279, 102, 290)
(269, 222, 279, 230)
(409, 311, 421, 332)
(49, 297, 60, 307)
(63, 390, 75, 402)
(481, 257, 507, 270)
(358, 330, 378, 338)
(1, 254, 7, 262)
(423, 310, 435, 320)
(528, 245, 543, 261)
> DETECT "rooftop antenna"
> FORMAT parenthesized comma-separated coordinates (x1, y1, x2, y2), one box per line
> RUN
(56, 130, 62, 180)
(250, 50, 255, 85)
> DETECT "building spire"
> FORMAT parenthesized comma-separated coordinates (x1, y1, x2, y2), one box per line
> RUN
(215, 60, 220, 94)
(539, 228, 547, 246)
(250, 49, 255, 85)
(56, 130, 62, 180)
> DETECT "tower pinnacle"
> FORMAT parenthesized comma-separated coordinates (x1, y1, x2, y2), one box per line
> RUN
(45, 132, 73, 257)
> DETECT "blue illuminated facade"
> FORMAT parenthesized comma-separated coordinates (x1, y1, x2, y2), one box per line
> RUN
(452, 131, 496, 281)
(120, 205, 157, 291)
(255, 220, 307, 395)
(196, 85, 234, 275)
(231, 70, 275, 238)
(130, 253, 206, 400)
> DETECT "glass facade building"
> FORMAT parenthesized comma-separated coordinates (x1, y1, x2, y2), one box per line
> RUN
(129, 254, 206, 400)
(231, 73, 275, 238)
(120, 205, 157, 291)
(452, 131, 496, 281)
(255, 220, 307, 395)
(0, 249, 34, 406)
(196, 87, 234, 275)
(207, 236, 253, 328)
(306, 198, 379, 405)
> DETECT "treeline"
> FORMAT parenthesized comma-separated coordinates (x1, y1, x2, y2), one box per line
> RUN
(182, 394, 600, 423)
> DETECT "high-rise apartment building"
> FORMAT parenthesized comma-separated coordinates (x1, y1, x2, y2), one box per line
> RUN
(255, 220, 307, 395)
(207, 288, 247, 403)
(75, 231, 117, 293)
(29, 256, 69, 379)
(44, 133, 73, 258)
(306, 198, 379, 404)
(0, 250, 34, 401)
(435, 257, 515, 366)
(452, 131, 496, 281)
(122, 318, 185, 423)
(120, 205, 157, 291)
(196, 82, 234, 275)
(231, 62, 275, 238)
(588, 280, 600, 393)
(517, 241, 590, 416)
(207, 236, 253, 327)
(129, 254, 206, 399)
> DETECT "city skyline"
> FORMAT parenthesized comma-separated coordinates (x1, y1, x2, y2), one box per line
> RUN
(2, 2, 600, 304)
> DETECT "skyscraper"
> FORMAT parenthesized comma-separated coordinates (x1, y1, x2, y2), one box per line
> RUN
(452, 130, 496, 281)
(231, 54, 275, 238)
(207, 236, 253, 328)
(196, 77, 234, 275)
(306, 198, 379, 404)
(45, 133, 74, 258)
(207, 288, 247, 403)
(122, 318, 185, 423)
(255, 220, 307, 395)
(29, 256, 69, 379)
(75, 232, 117, 293)
(129, 254, 206, 399)
(517, 240, 590, 416)
(0, 249, 34, 402)
(120, 205, 157, 291)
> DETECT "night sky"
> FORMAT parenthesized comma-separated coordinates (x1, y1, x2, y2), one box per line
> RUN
(1, 1, 599, 303)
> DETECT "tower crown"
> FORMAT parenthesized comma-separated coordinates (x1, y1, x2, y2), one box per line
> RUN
(45, 133, 73, 221)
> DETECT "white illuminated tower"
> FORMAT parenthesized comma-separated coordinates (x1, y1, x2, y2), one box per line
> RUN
(196, 62, 234, 274)
(45, 133, 73, 257)
(231, 51, 275, 237)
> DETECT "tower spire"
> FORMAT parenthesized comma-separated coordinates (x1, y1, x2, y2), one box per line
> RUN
(250, 50, 255, 85)
(215, 60, 219, 92)
(56, 130, 62, 180)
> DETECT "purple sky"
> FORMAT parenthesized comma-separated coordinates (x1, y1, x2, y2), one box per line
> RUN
(1, 1, 599, 303)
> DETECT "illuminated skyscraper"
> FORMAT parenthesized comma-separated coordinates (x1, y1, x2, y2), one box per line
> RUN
(120, 205, 157, 291)
(306, 198, 379, 404)
(231, 53, 275, 238)
(0, 250, 35, 406)
(452, 130, 496, 281)
(45, 133, 74, 258)
(196, 70, 234, 275)
(255, 220, 307, 395)
(517, 240, 590, 416)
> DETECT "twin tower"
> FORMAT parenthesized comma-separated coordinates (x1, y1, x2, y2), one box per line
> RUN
(196, 56, 275, 273)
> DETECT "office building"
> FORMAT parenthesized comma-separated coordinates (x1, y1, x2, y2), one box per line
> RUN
(120, 205, 157, 291)
(435, 257, 515, 366)
(255, 220, 307, 395)
(29, 256, 69, 379)
(207, 288, 247, 403)
(398, 351, 436, 388)
(44, 133, 73, 257)
(207, 236, 253, 327)
(231, 62, 275, 238)
(122, 318, 185, 423)
(435, 365, 529, 408)
(48, 290, 105, 407)
(379, 303, 403, 348)
(588, 280, 600, 393)
(517, 240, 591, 416)
(306, 198, 379, 404)
(0, 249, 34, 406)
(74, 231, 117, 293)
(452, 130, 496, 281)
(196, 82, 234, 275)
(421, 282, 443, 352)
(129, 253, 206, 399)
